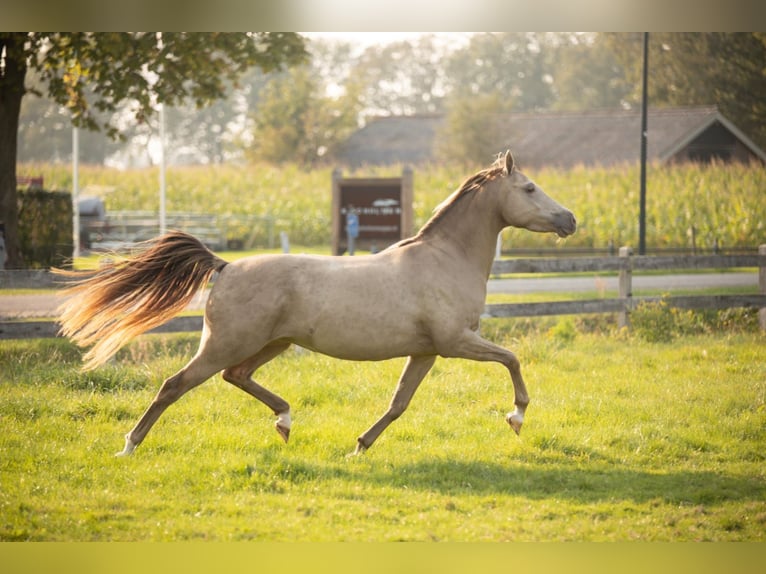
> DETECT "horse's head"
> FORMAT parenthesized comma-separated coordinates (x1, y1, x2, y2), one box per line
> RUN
(495, 150, 577, 238)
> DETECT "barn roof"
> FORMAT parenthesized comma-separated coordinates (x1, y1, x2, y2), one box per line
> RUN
(336, 107, 766, 168)
(337, 114, 442, 167)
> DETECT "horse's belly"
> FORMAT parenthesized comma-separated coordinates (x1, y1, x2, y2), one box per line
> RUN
(286, 307, 435, 361)
(297, 333, 433, 361)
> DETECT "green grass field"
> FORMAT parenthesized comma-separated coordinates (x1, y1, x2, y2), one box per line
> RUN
(1, 325, 764, 541)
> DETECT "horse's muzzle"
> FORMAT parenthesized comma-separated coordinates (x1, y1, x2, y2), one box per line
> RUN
(555, 211, 577, 238)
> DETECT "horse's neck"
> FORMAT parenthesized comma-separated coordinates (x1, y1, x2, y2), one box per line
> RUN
(424, 191, 504, 280)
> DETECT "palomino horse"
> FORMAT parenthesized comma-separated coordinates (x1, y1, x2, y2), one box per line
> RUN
(57, 150, 576, 456)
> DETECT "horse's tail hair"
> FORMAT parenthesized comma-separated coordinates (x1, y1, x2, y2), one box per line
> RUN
(54, 231, 228, 371)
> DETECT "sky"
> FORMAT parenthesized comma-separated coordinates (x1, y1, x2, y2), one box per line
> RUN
(301, 31, 475, 51)
(302, 32, 431, 45)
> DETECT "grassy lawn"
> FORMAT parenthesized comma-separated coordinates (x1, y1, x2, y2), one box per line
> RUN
(1, 327, 764, 541)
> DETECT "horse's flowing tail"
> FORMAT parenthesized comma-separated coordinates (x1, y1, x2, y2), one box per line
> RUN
(55, 231, 228, 371)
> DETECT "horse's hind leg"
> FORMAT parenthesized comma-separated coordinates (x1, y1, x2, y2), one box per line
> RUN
(221, 340, 293, 442)
(117, 355, 221, 456)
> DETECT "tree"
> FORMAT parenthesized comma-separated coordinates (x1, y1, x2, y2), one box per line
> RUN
(550, 35, 632, 111)
(444, 33, 555, 111)
(17, 69, 127, 164)
(436, 92, 514, 166)
(248, 64, 361, 165)
(0, 32, 306, 268)
(163, 94, 239, 165)
(601, 33, 766, 148)
(350, 36, 450, 116)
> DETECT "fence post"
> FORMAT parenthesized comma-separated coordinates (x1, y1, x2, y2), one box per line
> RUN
(331, 168, 342, 255)
(618, 246, 633, 329)
(401, 166, 414, 238)
(759, 244, 766, 331)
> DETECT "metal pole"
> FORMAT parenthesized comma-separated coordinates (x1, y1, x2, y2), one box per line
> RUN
(72, 126, 80, 258)
(639, 32, 649, 255)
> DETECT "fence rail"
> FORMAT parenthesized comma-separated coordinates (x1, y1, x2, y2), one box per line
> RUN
(487, 245, 766, 330)
(1, 246, 764, 340)
(84, 211, 276, 251)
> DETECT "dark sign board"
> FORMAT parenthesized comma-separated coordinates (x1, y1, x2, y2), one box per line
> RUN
(331, 169, 413, 255)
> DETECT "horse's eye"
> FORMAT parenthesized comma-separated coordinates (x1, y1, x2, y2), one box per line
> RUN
(525, 183, 535, 193)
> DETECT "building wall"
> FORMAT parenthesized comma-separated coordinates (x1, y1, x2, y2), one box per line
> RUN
(674, 122, 762, 164)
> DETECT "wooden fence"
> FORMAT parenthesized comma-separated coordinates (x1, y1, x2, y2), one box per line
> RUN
(484, 246, 766, 331)
(1, 246, 764, 340)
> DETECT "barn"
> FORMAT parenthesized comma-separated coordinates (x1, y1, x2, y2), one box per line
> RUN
(336, 106, 766, 169)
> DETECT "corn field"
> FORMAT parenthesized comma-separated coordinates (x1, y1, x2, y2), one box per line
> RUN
(20, 160, 766, 251)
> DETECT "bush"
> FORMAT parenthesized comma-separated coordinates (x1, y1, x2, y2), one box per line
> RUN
(17, 188, 73, 268)
(631, 298, 699, 342)
(630, 297, 760, 342)
(547, 317, 577, 343)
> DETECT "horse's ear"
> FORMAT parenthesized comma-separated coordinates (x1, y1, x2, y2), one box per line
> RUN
(504, 150, 515, 174)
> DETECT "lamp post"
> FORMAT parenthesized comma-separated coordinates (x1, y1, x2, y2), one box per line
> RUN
(639, 32, 649, 255)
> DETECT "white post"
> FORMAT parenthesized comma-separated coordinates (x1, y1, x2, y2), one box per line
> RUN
(280, 231, 290, 253)
(159, 102, 167, 236)
(72, 126, 80, 259)
(618, 246, 633, 329)
(157, 31, 167, 237)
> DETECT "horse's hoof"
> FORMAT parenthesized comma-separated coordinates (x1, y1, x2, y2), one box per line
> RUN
(506, 412, 524, 435)
(276, 424, 290, 443)
(349, 441, 367, 457)
(115, 437, 136, 457)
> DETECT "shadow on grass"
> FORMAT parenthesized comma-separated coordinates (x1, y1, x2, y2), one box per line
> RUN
(371, 459, 764, 505)
(256, 455, 764, 506)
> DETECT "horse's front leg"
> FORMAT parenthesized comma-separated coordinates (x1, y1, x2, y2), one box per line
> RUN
(354, 354, 437, 455)
(443, 330, 529, 435)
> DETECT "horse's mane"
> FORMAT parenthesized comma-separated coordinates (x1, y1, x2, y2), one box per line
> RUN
(408, 155, 507, 242)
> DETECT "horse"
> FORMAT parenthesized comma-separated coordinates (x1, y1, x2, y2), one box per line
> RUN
(56, 150, 576, 456)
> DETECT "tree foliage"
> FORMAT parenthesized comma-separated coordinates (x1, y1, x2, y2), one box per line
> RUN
(248, 65, 361, 166)
(350, 35, 450, 116)
(602, 33, 766, 148)
(444, 32, 556, 111)
(17, 68, 124, 164)
(16, 33, 766, 167)
(551, 36, 633, 111)
(436, 92, 513, 166)
(36, 32, 306, 135)
(0, 32, 306, 267)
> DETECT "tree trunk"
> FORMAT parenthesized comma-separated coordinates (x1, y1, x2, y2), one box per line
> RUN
(0, 33, 28, 268)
